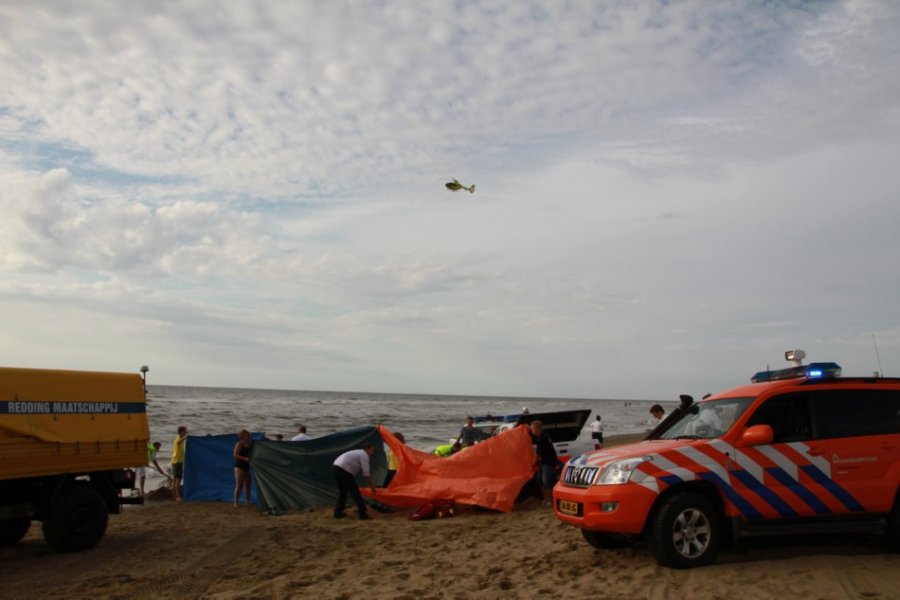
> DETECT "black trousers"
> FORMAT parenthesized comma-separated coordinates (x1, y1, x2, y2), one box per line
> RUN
(333, 465, 367, 517)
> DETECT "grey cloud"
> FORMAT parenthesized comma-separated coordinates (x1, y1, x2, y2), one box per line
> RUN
(1, 1, 899, 396)
(0, 168, 271, 279)
(4, 2, 889, 200)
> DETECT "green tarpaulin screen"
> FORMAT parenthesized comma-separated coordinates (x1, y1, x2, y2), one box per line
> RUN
(251, 426, 387, 512)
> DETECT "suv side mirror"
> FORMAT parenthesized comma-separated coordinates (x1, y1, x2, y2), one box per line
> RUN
(742, 424, 774, 446)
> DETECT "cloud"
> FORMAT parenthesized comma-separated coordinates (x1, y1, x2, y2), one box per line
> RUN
(5, 1, 895, 199)
(0, 167, 271, 279)
(0, 1, 898, 396)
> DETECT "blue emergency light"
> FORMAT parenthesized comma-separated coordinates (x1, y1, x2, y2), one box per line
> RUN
(751, 362, 841, 383)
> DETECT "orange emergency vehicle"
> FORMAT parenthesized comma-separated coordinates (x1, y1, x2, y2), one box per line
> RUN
(554, 350, 900, 568)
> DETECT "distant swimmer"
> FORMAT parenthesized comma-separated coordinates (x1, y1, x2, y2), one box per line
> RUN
(445, 178, 475, 193)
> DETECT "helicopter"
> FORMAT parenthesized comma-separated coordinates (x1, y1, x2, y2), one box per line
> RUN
(445, 178, 475, 194)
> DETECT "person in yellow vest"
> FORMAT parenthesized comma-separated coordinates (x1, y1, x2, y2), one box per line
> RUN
(171, 426, 188, 502)
(136, 441, 165, 497)
(383, 432, 405, 487)
(433, 441, 462, 457)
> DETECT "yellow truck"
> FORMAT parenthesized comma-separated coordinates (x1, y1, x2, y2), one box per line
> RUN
(0, 366, 149, 551)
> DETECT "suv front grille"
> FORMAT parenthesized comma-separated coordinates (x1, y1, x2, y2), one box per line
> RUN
(564, 465, 598, 487)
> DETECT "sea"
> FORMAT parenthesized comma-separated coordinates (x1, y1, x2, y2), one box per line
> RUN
(143, 385, 670, 489)
(147, 385, 668, 453)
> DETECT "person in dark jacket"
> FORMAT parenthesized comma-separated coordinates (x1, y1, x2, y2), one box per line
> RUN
(529, 420, 558, 505)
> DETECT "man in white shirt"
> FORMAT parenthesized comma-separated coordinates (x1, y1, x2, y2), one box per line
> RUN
(291, 425, 311, 441)
(591, 415, 604, 449)
(332, 443, 376, 520)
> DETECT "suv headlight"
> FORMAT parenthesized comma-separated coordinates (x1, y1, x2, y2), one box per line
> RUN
(596, 456, 652, 485)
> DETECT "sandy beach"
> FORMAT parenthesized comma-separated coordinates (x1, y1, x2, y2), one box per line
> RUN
(3, 434, 900, 600)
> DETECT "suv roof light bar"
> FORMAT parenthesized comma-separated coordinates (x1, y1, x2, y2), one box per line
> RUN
(751, 362, 842, 383)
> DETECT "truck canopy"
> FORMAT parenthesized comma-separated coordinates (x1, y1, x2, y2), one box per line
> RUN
(0, 367, 149, 480)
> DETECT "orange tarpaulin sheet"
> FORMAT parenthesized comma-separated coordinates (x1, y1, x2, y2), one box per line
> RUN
(366, 424, 535, 513)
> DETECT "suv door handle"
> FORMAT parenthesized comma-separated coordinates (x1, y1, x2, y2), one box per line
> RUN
(807, 448, 826, 456)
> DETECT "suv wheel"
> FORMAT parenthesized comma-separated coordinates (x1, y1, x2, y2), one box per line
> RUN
(648, 491, 721, 569)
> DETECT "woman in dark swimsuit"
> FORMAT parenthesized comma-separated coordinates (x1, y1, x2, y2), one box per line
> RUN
(232, 429, 253, 508)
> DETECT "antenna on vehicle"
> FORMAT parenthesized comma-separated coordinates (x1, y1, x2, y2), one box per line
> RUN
(872, 335, 883, 378)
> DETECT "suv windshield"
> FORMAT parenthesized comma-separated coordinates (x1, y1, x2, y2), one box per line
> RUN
(659, 397, 754, 440)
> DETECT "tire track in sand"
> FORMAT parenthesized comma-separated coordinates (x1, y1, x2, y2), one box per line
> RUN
(127, 526, 265, 599)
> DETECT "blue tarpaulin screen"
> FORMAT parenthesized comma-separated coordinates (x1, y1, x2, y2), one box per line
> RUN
(183, 432, 266, 503)
(181, 428, 386, 511)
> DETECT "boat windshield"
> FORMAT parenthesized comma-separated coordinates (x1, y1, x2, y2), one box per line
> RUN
(658, 397, 754, 440)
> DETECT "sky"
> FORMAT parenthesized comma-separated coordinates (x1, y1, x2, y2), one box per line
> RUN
(1, 1, 899, 400)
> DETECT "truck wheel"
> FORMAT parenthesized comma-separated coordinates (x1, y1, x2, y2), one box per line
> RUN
(581, 529, 630, 549)
(0, 517, 32, 546)
(42, 485, 109, 552)
(648, 491, 721, 569)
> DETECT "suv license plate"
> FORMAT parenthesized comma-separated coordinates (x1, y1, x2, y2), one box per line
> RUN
(558, 500, 580, 516)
